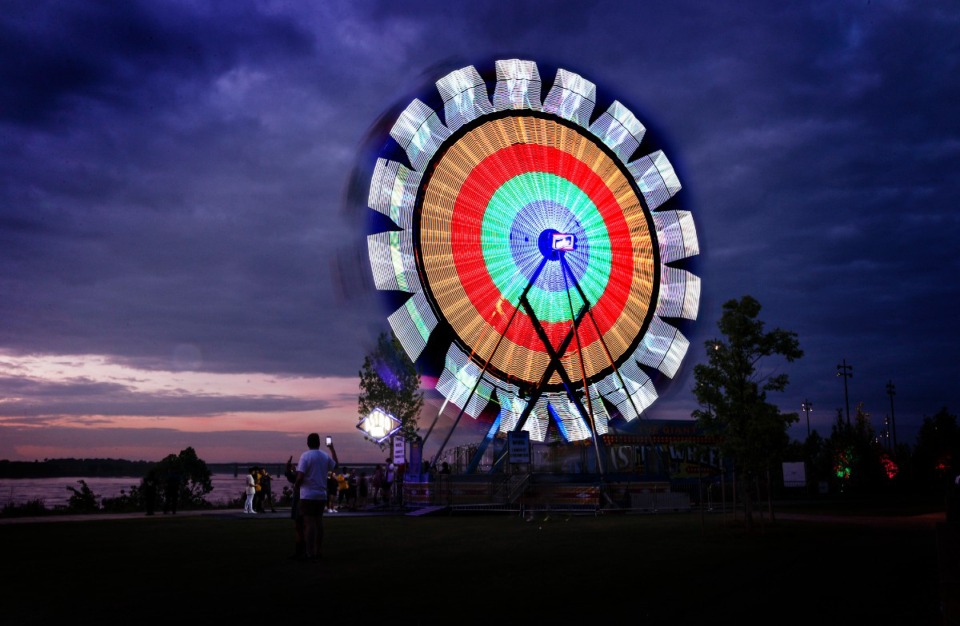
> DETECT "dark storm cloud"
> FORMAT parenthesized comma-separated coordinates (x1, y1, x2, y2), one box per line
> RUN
(0, 1, 312, 125)
(0, 0, 957, 452)
(0, 1, 382, 377)
(675, 5, 960, 443)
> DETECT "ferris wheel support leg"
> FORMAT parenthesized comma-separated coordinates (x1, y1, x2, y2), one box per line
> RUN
(517, 281, 607, 478)
(507, 296, 587, 437)
(443, 258, 554, 474)
(465, 413, 503, 475)
(488, 294, 601, 475)
(432, 258, 550, 474)
(559, 254, 607, 479)
(420, 395, 450, 452)
(562, 255, 648, 435)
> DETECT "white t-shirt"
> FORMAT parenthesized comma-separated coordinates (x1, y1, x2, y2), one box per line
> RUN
(245, 474, 256, 496)
(297, 448, 337, 501)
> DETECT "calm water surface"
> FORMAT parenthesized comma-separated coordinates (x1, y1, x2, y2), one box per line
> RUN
(0, 473, 295, 508)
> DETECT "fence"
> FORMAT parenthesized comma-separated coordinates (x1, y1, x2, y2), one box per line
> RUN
(402, 473, 739, 515)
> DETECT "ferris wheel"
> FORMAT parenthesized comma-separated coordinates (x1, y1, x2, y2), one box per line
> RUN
(366, 59, 700, 470)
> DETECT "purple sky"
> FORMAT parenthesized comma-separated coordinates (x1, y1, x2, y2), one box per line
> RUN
(1, 1, 957, 464)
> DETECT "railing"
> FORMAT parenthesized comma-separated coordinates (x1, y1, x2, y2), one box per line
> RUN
(493, 473, 530, 503)
(403, 471, 737, 515)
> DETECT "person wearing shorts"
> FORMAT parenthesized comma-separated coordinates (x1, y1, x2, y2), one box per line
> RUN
(294, 433, 338, 561)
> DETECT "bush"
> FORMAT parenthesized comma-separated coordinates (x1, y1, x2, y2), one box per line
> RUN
(1, 498, 50, 518)
(66, 480, 100, 513)
(100, 484, 143, 513)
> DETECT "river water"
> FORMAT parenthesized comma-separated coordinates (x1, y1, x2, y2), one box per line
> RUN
(0, 473, 295, 509)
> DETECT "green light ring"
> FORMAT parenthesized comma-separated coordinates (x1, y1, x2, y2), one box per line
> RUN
(480, 173, 612, 323)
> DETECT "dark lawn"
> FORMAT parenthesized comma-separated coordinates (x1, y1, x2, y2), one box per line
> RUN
(3, 510, 945, 625)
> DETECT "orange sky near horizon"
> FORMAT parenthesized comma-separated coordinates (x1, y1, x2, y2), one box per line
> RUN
(0, 352, 486, 465)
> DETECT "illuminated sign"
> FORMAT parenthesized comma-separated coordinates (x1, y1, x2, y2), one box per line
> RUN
(357, 407, 401, 444)
(393, 436, 406, 465)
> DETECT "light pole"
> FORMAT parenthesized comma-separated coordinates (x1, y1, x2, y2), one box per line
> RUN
(802, 400, 813, 438)
(837, 359, 853, 426)
(886, 380, 897, 454)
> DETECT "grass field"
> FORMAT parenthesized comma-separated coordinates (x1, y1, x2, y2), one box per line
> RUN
(3, 508, 949, 625)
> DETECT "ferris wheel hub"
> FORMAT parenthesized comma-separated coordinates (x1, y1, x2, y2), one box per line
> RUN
(536, 229, 577, 260)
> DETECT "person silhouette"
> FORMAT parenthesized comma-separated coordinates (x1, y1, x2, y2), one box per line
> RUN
(284, 456, 305, 558)
(163, 466, 181, 514)
(243, 467, 257, 514)
(260, 468, 276, 513)
(143, 469, 158, 516)
(293, 433, 339, 561)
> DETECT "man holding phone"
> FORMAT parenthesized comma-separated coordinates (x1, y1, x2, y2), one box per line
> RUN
(293, 432, 338, 561)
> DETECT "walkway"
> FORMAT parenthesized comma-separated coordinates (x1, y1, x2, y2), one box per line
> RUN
(0, 506, 405, 525)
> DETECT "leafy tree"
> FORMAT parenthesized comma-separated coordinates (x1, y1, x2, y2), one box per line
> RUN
(912, 407, 960, 491)
(802, 430, 824, 467)
(789, 430, 827, 497)
(824, 403, 890, 494)
(358, 331, 424, 447)
(153, 447, 213, 509)
(691, 295, 802, 528)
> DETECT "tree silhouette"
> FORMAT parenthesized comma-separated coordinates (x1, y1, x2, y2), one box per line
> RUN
(691, 295, 802, 528)
(153, 447, 212, 510)
(358, 331, 424, 448)
(912, 407, 960, 490)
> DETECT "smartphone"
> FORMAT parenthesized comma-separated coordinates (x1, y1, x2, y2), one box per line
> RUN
(325, 436, 333, 446)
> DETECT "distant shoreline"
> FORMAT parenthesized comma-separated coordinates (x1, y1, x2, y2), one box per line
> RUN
(0, 458, 387, 479)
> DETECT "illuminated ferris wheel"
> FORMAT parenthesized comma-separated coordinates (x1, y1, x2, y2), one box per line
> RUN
(366, 59, 700, 464)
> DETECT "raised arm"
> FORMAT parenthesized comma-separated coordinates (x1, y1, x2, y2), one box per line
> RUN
(284, 456, 297, 484)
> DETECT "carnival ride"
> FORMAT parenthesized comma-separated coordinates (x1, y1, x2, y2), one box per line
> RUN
(365, 59, 700, 476)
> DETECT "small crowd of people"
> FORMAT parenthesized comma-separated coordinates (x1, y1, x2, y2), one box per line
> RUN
(240, 459, 408, 516)
(369, 460, 399, 506)
(325, 467, 359, 512)
(242, 465, 276, 514)
(240, 432, 454, 562)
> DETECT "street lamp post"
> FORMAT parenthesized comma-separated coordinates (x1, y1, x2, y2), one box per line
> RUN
(837, 359, 853, 426)
(802, 400, 813, 438)
(886, 380, 897, 454)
